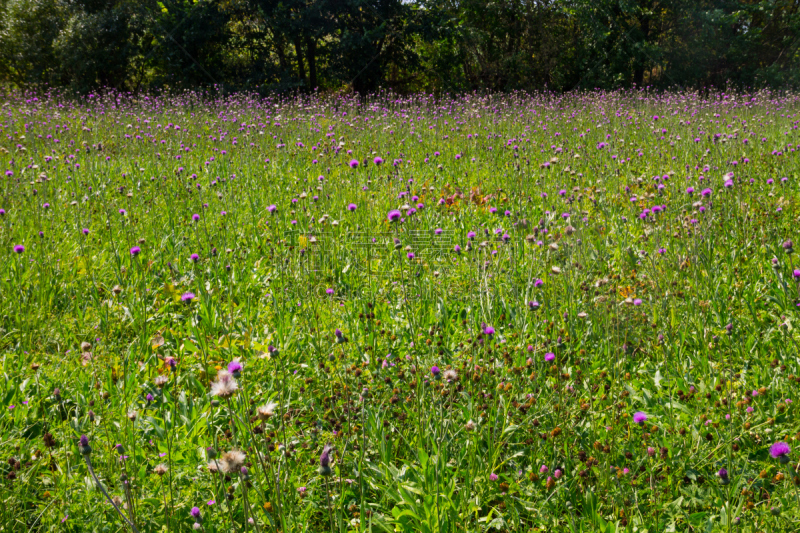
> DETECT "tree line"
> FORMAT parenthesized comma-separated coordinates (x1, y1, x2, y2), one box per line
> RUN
(1, 0, 798, 94)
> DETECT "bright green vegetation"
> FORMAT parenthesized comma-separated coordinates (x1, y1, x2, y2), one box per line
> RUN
(0, 88, 800, 532)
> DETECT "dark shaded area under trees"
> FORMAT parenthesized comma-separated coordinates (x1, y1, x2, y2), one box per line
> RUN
(1, 0, 799, 95)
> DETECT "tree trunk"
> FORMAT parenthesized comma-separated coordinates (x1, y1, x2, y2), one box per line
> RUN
(293, 36, 307, 86)
(273, 31, 289, 72)
(634, 9, 650, 86)
(306, 37, 318, 90)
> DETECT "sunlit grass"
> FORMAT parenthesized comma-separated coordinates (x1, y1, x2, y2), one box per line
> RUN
(0, 87, 799, 532)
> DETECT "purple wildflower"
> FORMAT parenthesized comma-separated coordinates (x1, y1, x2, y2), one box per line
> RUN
(770, 441, 791, 463)
(227, 361, 243, 377)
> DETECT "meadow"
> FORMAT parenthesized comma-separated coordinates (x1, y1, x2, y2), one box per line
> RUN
(1, 87, 799, 532)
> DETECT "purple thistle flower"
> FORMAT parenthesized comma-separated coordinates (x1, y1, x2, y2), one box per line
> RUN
(387, 209, 402, 222)
(192, 213, 200, 222)
(528, 300, 540, 311)
(80, 435, 89, 447)
(544, 352, 555, 362)
(407, 252, 415, 260)
(770, 441, 791, 463)
(431, 366, 441, 378)
(190, 507, 201, 519)
(13, 245, 24, 254)
(633, 411, 648, 425)
(181, 292, 196, 302)
(483, 325, 495, 336)
(320, 445, 331, 466)
(489, 473, 498, 481)
(190, 253, 200, 262)
(227, 361, 243, 376)
(349, 159, 359, 169)
(373, 157, 383, 165)
(347, 203, 357, 212)
(130, 246, 141, 256)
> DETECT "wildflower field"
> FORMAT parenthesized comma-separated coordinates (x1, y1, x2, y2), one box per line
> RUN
(1, 88, 800, 533)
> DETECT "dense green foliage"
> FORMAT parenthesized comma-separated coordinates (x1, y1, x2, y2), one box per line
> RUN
(0, 87, 800, 531)
(1, 0, 800, 94)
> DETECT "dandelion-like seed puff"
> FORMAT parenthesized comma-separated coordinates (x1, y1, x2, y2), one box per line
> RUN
(220, 450, 246, 474)
(210, 369, 238, 399)
(256, 401, 278, 420)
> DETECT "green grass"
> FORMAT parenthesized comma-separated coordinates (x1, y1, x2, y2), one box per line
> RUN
(0, 87, 799, 532)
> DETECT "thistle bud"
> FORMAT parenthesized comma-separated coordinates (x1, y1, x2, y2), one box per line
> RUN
(79, 435, 92, 456)
(318, 443, 333, 476)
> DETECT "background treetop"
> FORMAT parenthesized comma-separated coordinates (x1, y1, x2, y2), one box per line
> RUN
(1, 0, 799, 94)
